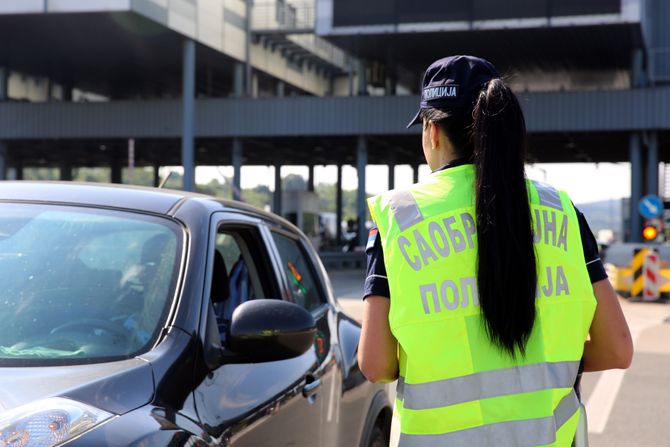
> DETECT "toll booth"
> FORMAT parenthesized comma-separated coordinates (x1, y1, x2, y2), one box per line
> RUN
(283, 190, 321, 248)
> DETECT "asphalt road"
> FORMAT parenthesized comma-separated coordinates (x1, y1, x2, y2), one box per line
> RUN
(331, 269, 670, 447)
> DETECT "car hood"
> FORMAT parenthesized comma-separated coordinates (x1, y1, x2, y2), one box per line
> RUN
(0, 357, 154, 416)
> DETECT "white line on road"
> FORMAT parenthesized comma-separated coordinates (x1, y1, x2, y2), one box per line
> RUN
(585, 369, 626, 433)
(585, 299, 670, 434)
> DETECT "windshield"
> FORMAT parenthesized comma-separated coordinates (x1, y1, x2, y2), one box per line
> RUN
(0, 204, 183, 365)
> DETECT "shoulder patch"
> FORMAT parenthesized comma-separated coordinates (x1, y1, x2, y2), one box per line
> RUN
(366, 228, 379, 250)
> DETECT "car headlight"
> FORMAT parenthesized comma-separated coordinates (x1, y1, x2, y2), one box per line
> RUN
(0, 397, 113, 447)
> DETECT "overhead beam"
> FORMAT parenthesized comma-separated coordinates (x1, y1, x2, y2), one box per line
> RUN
(0, 88, 669, 140)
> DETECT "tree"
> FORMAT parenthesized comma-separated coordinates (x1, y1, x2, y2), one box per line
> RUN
(283, 174, 306, 191)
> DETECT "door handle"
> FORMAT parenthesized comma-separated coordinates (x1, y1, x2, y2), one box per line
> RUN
(302, 377, 322, 399)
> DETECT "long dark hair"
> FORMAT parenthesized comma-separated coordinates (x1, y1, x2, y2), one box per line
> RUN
(422, 78, 536, 357)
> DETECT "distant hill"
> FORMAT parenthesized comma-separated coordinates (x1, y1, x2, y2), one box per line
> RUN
(574, 199, 623, 237)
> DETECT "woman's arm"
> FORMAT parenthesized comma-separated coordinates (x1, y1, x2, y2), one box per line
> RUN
(582, 278, 633, 372)
(358, 296, 399, 383)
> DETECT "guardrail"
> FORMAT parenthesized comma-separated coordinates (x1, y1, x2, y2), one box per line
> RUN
(287, 33, 351, 72)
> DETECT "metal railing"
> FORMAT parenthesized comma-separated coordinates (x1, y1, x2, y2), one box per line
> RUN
(251, 0, 314, 33)
(288, 33, 351, 72)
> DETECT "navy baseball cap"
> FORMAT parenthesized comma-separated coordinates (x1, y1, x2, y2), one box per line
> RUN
(407, 55, 500, 128)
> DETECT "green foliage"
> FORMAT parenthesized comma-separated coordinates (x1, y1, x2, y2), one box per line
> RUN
(20, 167, 365, 221)
(243, 184, 272, 210)
(315, 182, 368, 221)
(22, 168, 61, 181)
(283, 174, 306, 191)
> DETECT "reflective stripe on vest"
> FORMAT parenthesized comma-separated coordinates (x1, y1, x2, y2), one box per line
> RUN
(533, 180, 564, 211)
(398, 360, 579, 410)
(398, 390, 579, 447)
(389, 190, 424, 231)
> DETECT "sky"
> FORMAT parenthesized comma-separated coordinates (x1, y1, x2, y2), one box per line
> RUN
(194, 162, 633, 205)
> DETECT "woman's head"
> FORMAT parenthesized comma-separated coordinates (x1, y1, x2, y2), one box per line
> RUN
(412, 56, 537, 358)
(407, 55, 500, 129)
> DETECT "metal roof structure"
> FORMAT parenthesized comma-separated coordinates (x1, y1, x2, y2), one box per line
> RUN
(0, 0, 668, 242)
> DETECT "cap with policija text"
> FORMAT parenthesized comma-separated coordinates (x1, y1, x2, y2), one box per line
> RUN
(407, 55, 500, 128)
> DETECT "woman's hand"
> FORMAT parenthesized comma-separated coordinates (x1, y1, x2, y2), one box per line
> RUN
(583, 279, 633, 372)
(358, 295, 399, 383)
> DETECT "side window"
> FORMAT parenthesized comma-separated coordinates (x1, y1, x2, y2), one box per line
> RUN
(210, 228, 269, 339)
(271, 232, 325, 311)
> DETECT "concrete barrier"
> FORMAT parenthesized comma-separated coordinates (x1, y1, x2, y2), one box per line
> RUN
(319, 251, 366, 270)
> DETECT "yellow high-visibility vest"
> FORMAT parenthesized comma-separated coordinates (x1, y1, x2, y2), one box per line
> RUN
(368, 164, 596, 447)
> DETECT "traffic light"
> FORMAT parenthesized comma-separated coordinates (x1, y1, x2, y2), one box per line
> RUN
(643, 224, 658, 241)
(643, 218, 663, 242)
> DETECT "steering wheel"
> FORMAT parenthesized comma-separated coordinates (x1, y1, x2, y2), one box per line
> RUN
(50, 318, 129, 338)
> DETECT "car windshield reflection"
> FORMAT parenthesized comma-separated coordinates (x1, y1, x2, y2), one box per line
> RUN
(0, 204, 183, 365)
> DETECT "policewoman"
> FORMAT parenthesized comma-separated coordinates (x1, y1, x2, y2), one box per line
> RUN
(358, 56, 633, 447)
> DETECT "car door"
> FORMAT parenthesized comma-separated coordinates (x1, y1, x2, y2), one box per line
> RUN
(192, 212, 324, 447)
(266, 227, 340, 447)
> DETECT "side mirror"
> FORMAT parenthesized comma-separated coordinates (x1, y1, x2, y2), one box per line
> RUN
(227, 299, 316, 362)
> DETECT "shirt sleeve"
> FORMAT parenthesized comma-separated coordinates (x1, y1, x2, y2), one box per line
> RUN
(574, 205, 608, 284)
(363, 228, 390, 299)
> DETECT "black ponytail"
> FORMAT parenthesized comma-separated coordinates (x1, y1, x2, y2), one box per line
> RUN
(472, 79, 536, 357)
(421, 79, 536, 357)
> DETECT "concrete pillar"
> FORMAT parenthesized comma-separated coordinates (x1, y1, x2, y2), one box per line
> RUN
(646, 131, 659, 196)
(388, 165, 396, 190)
(412, 164, 420, 184)
(60, 161, 72, 181)
(307, 165, 315, 192)
(181, 38, 196, 192)
(630, 132, 643, 242)
(110, 158, 122, 184)
(273, 164, 282, 215)
(0, 69, 7, 179)
(357, 59, 367, 96)
(15, 157, 23, 180)
(336, 164, 343, 244)
(0, 142, 7, 180)
(348, 59, 355, 97)
(251, 73, 259, 98)
(245, 0, 253, 97)
(62, 80, 73, 102)
(388, 151, 396, 190)
(127, 138, 135, 185)
(153, 164, 161, 187)
(233, 62, 245, 97)
(631, 48, 647, 88)
(232, 139, 243, 201)
(357, 136, 368, 246)
(276, 80, 285, 97)
(0, 67, 8, 101)
(385, 74, 397, 96)
(46, 79, 54, 102)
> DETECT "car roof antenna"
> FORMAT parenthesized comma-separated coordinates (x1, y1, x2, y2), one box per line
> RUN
(158, 171, 175, 189)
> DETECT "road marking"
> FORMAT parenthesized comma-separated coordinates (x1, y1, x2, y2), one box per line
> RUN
(585, 369, 626, 433)
(585, 299, 670, 433)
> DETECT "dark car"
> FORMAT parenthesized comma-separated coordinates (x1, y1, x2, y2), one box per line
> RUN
(0, 182, 392, 447)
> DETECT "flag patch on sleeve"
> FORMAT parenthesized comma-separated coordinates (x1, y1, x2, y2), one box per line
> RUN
(366, 228, 378, 250)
